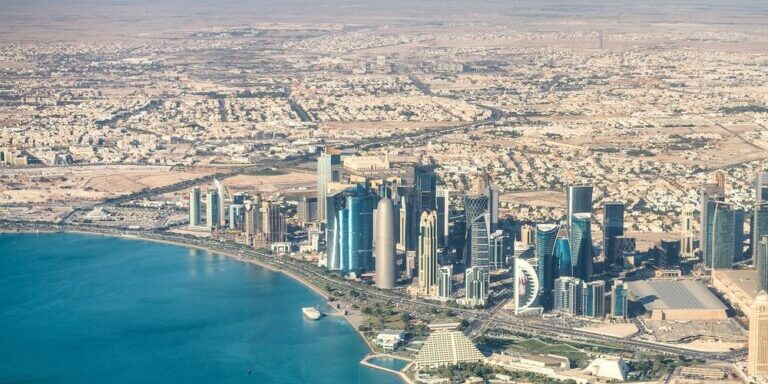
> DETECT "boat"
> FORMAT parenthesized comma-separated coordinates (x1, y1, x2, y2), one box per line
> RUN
(302, 306, 323, 320)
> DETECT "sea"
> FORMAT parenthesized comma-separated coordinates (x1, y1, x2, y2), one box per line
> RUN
(0, 233, 402, 384)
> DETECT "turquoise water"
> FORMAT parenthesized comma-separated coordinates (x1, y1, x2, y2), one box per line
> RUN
(368, 357, 410, 371)
(0, 233, 402, 384)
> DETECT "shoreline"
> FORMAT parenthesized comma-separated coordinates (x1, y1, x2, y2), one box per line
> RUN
(2, 227, 411, 383)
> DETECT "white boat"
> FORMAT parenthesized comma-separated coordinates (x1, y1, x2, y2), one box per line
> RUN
(302, 306, 323, 320)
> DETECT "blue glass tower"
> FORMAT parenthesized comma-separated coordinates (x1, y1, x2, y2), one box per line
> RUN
(602, 202, 624, 267)
(536, 224, 559, 311)
(570, 213, 593, 281)
(463, 194, 489, 265)
(326, 186, 375, 276)
(555, 236, 572, 277)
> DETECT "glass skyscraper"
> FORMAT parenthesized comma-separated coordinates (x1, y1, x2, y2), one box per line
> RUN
(325, 186, 375, 275)
(570, 213, 593, 281)
(582, 281, 605, 317)
(536, 224, 559, 311)
(567, 185, 593, 228)
(708, 201, 736, 270)
(317, 147, 342, 223)
(555, 236, 572, 277)
(611, 280, 629, 319)
(470, 213, 491, 270)
(436, 187, 450, 248)
(602, 202, 624, 267)
(463, 194, 489, 265)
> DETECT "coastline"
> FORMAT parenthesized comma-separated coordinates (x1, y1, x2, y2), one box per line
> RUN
(1, 227, 412, 383)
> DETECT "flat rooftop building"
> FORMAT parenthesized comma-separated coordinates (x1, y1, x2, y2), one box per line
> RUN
(627, 280, 728, 320)
(712, 269, 760, 314)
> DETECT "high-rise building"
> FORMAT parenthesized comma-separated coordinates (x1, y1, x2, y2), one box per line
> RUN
(736, 207, 745, 261)
(756, 171, 768, 202)
(520, 224, 535, 248)
(298, 196, 318, 224)
(414, 165, 437, 213)
(375, 197, 397, 290)
(229, 204, 244, 230)
(570, 213, 593, 281)
(536, 224, 559, 311)
(567, 185, 593, 228)
(754, 203, 768, 276)
(748, 291, 768, 377)
(489, 230, 507, 270)
(759, 237, 768, 293)
(554, 276, 584, 316)
(463, 193, 489, 265)
(397, 185, 417, 252)
(189, 187, 201, 227)
(514, 257, 540, 315)
(657, 239, 681, 269)
(436, 187, 450, 248)
(205, 188, 219, 229)
(325, 186, 374, 275)
(487, 184, 499, 232)
(582, 281, 605, 317)
(700, 182, 726, 265)
(614, 236, 637, 266)
(611, 280, 629, 319)
(438, 265, 453, 299)
(265, 201, 286, 243)
(555, 235, 572, 277)
(707, 201, 736, 270)
(215, 178, 226, 227)
(470, 213, 491, 270)
(463, 266, 489, 307)
(418, 210, 439, 295)
(603, 202, 624, 267)
(317, 147, 342, 223)
(680, 206, 696, 257)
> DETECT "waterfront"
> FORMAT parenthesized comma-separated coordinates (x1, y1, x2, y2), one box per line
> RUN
(0, 233, 402, 384)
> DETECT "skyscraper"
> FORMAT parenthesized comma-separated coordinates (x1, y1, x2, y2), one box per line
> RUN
(754, 202, 768, 275)
(340, 187, 375, 276)
(582, 281, 605, 317)
(657, 239, 681, 269)
(570, 213, 593, 281)
(536, 224, 559, 311)
(397, 185, 417, 252)
(298, 195, 318, 224)
(189, 187, 201, 227)
(611, 280, 629, 319)
(470, 213, 491, 270)
(487, 184, 499, 232)
(759, 237, 768, 293)
(205, 188, 219, 229)
(567, 185, 593, 228)
(602, 202, 624, 267)
(229, 203, 244, 230)
(463, 266, 489, 307)
(215, 178, 226, 227)
(680, 206, 696, 257)
(488, 230, 507, 270)
(438, 265, 453, 299)
(436, 187, 450, 248)
(375, 197, 396, 290)
(554, 276, 584, 316)
(514, 257, 540, 315)
(706, 201, 736, 270)
(748, 291, 768, 377)
(520, 224, 535, 248)
(463, 193, 489, 265)
(757, 171, 768, 202)
(418, 210, 438, 295)
(555, 235, 572, 277)
(317, 147, 342, 223)
(414, 165, 437, 213)
(700, 182, 726, 265)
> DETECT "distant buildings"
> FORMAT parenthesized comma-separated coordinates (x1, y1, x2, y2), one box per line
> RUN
(317, 147, 342, 223)
(748, 291, 768, 378)
(205, 188, 219, 229)
(189, 186, 201, 227)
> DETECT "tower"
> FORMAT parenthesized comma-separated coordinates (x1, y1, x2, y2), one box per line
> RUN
(570, 213, 593, 281)
(418, 210, 438, 295)
(469, 213, 491, 270)
(567, 185, 593, 228)
(536, 224, 559, 311)
(436, 187, 450, 248)
(520, 224, 535, 248)
(215, 178, 226, 227)
(189, 187, 201, 227)
(463, 193, 489, 265)
(680, 206, 696, 257)
(582, 281, 605, 317)
(602, 202, 624, 267)
(759, 237, 768, 293)
(438, 265, 453, 299)
(748, 291, 768, 377)
(205, 188, 219, 229)
(464, 266, 489, 307)
(375, 197, 396, 289)
(611, 280, 629, 319)
(317, 147, 342, 223)
(758, 171, 768, 202)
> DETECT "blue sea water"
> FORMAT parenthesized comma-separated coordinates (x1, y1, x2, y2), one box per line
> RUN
(0, 233, 402, 384)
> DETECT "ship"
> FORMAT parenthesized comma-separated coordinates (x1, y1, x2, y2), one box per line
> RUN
(302, 306, 323, 320)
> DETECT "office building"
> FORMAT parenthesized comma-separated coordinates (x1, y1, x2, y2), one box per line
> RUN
(567, 185, 593, 228)
(611, 280, 629, 319)
(603, 202, 624, 267)
(489, 230, 507, 270)
(317, 147, 342, 223)
(463, 266, 489, 307)
(205, 188, 219, 229)
(705, 201, 737, 270)
(229, 203, 244, 230)
(657, 239, 681, 268)
(555, 235, 572, 277)
(463, 193, 489, 265)
(681, 206, 696, 257)
(438, 265, 453, 299)
(554, 276, 584, 316)
(418, 210, 438, 295)
(375, 197, 397, 289)
(570, 213, 593, 281)
(414, 165, 437, 213)
(700, 182, 726, 266)
(514, 257, 540, 315)
(436, 187, 450, 248)
(470, 213, 491, 270)
(215, 178, 226, 227)
(521, 224, 535, 248)
(614, 236, 637, 266)
(754, 203, 768, 286)
(757, 171, 768, 202)
(536, 224, 559, 311)
(298, 196, 318, 224)
(583, 281, 605, 317)
(748, 291, 768, 377)
(189, 187, 201, 227)
(325, 186, 375, 275)
(487, 184, 499, 232)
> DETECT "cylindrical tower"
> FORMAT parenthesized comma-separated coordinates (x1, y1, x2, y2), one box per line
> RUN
(375, 197, 396, 289)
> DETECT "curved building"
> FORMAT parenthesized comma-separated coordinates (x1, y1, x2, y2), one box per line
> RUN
(536, 224, 558, 310)
(555, 236, 572, 277)
(418, 210, 439, 295)
(375, 197, 396, 289)
(514, 258, 540, 315)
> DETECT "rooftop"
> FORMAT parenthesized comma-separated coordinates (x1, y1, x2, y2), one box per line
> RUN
(627, 280, 727, 311)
